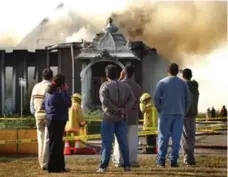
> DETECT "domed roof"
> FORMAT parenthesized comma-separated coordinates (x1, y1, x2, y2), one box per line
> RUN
(103, 18, 119, 33)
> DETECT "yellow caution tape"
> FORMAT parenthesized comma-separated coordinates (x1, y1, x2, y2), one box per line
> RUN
(0, 125, 226, 145)
(0, 117, 226, 122)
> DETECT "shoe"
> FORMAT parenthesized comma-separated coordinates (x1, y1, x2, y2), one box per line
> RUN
(96, 168, 107, 173)
(131, 162, 140, 168)
(114, 163, 123, 168)
(62, 168, 70, 172)
(170, 163, 179, 168)
(42, 167, 47, 171)
(123, 167, 131, 172)
(156, 164, 165, 168)
(184, 162, 196, 166)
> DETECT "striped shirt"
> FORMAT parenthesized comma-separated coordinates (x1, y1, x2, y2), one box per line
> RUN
(30, 80, 50, 120)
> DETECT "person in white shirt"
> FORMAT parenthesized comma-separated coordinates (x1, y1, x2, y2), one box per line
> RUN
(30, 69, 53, 170)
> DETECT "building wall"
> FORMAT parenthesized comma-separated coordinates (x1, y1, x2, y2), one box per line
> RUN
(142, 52, 169, 96)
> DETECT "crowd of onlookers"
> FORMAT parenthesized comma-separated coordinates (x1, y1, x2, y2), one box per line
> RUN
(206, 105, 227, 118)
(30, 62, 203, 173)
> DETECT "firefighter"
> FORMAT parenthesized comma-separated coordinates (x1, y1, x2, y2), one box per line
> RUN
(65, 93, 86, 141)
(139, 93, 158, 154)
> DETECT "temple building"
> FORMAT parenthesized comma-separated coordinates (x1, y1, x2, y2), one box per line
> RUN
(0, 18, 169, 115)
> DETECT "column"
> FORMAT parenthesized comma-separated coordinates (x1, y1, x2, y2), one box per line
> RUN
(81, 62, 91, 112)
(46, 49, 50, 68)
(0, 51, 5, 115)
(36, 50, 47, 82)
(58, 49, 62, 73)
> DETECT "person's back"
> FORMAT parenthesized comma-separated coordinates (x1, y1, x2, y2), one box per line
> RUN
(185, 80, 199, 117)
(122, 78, 141, 124)
(98, 64, 134, 173)
(154, 76, 190, 116)
(154, 63, 191, 168)
(181, 68, 199, 166)
(31, 80, 51, 118)
(30, 69, 53, 170)
(112, 66, 141, 167)
(100, 80, 135, 122)
(211, 107, 216, 117)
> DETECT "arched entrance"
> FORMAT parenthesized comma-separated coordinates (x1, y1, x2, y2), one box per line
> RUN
(80, 59, 124, 111)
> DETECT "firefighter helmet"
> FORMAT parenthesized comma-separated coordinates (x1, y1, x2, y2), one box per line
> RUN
(72, 93, 81, 103)
(140, 93, 152, 103)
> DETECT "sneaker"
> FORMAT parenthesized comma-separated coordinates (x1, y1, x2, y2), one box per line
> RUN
(42, 167, 47, 171)
(131, 162, 140, 168)
(96, 168, 107, 173)
(114, 163, 123, 168)
(123, 167, 131, 172)
(170, 163, 179, 168)
(156, 164, 165, 168)
(62, 168, 70, 172)
(184, 162, 196, 166)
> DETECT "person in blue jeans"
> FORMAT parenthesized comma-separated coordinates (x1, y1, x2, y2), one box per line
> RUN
(153, 63, 191, 168)
(97, 64, 135, 173)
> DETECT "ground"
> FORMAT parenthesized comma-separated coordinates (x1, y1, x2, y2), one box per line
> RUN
(0, 128, 227, 177)
(0, 152, 227, 177)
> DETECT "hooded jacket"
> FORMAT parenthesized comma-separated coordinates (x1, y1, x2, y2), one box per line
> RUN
(185, 80, 199, 117)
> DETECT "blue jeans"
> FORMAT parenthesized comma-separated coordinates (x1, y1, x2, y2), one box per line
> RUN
(99, 120, 130, 169)
(157, 115, 184, 165)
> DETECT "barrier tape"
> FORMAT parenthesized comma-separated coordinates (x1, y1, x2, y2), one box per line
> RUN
(0, 125, 226, 145)
(0, 117, 226, 122)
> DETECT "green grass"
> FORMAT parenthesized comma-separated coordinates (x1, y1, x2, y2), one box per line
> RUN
(0, 155, 227, 177)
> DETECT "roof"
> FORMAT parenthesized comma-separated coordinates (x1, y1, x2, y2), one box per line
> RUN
(76, 50, 139, 60)
(76, 18, 139, 60)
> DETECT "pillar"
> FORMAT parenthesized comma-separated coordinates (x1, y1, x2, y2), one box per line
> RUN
(36, 50, 47, 82)
(14, 52, 25, 113)
(0, 51, 5, 115)
(46, 50, 50, 68)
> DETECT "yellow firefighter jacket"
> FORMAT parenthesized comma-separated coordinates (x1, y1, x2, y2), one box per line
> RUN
(65, 93, 85, 132)
(139, 93, 158, 130)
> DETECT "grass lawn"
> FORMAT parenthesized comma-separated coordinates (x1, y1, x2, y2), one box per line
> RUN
(0, 155, 227, 177)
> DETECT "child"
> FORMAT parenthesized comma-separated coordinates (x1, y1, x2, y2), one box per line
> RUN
(43, 74, 71, 173)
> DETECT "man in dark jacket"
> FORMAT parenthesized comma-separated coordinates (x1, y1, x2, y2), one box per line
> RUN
(181, 68, 199, 166)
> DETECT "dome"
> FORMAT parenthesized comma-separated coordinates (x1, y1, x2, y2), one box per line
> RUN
(103, 18, 119, 33)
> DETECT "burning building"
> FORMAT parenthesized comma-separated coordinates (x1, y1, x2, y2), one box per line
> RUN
(0, 18, 169, 115)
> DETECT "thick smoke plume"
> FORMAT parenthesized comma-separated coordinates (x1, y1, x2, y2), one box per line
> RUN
(112, 1, 227, 62)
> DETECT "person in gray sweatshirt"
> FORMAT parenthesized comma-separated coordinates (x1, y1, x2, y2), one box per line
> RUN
(154, 63, 191, 168)
(181, 68, 199, 166)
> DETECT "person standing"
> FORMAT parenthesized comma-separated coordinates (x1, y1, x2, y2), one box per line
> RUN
(220, 105, 227, 118)
(43, 74, 71, 173)
(154, 63, 191, 168)
(97, 64, 135, 173)
(211, 107, 216, 118)
(112, 65, 142, 167)
(30, 69, 53, 170)
(181, 68, 199, 166)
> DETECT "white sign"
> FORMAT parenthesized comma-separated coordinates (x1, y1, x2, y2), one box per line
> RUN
(19, 78, 26, 87)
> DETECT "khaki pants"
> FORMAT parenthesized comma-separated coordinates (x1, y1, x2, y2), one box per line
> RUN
(181, 117, 196, 164)
(112, 125, 138, 165)
(36, 119, 49, 169)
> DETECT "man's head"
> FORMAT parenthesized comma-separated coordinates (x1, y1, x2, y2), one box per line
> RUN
(42, 69, 53, 81)
(182, 68, 192, 80)
(105, 64, 118, 80)
(168, 63, 179, 76)
(124, 65, 134, 78)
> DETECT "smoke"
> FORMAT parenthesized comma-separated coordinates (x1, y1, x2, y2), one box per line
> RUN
(66, 27, 94, 42)
(111, 1, 227, 112)
(112, 1, 227, 62)
(0, 35, 18, 47)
